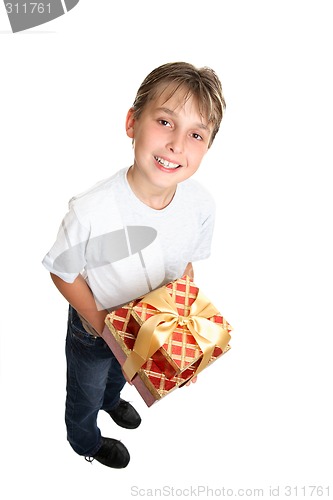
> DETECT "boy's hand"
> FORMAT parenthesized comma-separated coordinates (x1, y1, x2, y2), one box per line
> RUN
(183, 262, 194, 280)
(185, 375, 198, 386)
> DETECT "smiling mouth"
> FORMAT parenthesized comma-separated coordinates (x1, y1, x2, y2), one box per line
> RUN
(154, 156, 181, 169)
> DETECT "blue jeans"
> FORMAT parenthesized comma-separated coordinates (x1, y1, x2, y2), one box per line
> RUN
(65, 306, 126, 456)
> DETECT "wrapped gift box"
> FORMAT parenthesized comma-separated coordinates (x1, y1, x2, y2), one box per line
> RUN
(101, 275, 232, 406)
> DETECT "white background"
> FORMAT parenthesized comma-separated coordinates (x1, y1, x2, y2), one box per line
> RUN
(1, 1, 332, 498)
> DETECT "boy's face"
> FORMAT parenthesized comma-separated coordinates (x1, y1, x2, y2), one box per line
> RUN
(126, 85, 213, 193)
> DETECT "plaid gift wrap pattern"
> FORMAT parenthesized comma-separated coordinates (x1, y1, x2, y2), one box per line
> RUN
(102, 276, 232, 406)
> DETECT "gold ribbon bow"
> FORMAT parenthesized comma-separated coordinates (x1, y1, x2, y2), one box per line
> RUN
(122, 286, 231, 381)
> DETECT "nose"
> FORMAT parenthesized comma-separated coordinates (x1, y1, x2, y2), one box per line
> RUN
(166, 131, 184, 155)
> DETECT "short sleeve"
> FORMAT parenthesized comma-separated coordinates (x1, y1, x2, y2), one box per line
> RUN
(190, 195, 216, 262)
(42, 207, 90, 283)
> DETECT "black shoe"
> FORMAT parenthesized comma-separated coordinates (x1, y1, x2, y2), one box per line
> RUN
(107, 399, 141, 429)
(85, 437, 130, 468)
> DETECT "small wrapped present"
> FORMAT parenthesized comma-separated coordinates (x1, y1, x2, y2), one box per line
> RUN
(101, 276, 232, 406)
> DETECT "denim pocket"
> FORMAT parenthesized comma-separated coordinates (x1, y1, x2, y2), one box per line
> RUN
(68, 306, 98, 347)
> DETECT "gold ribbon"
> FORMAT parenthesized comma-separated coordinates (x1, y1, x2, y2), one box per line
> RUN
(122, 286, 231, 381)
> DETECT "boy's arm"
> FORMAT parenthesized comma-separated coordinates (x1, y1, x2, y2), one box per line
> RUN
(50, 273, 107, 335)
(183, 262, 194, 279)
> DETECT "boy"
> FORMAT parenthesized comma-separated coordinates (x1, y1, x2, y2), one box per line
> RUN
(42, 62, 226, 469)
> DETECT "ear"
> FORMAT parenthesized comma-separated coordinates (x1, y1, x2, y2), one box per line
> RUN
(125, 108, 135, 139)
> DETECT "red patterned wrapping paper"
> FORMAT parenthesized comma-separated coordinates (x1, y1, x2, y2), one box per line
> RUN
(101, 276, 232, 406)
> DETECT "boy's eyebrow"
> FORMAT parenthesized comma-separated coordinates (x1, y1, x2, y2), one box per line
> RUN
(156, 107, 210, 131)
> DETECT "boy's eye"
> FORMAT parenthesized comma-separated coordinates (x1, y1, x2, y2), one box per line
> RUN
(192, 132, 203, 141)
(158, 119, 171, 127)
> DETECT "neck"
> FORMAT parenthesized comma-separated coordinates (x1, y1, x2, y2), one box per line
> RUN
(127, 166, 176, 210)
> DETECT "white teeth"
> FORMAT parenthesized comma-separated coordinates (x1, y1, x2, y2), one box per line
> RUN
(155, 156, 179, 169)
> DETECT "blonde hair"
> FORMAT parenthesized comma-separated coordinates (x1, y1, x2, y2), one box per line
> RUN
(132, 62, 226, 147)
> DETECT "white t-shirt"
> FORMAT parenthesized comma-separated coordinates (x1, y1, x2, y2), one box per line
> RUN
(42, 167, 215, 311)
